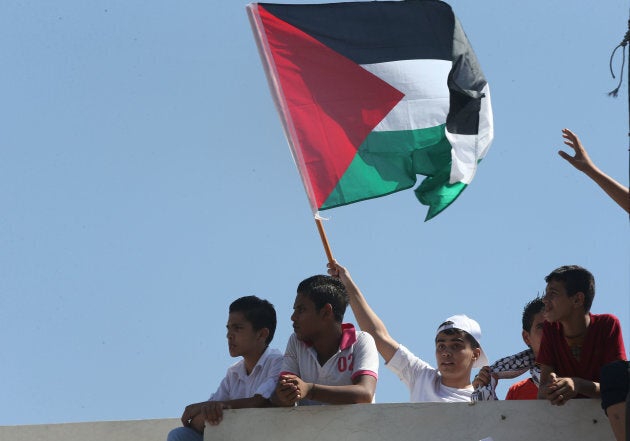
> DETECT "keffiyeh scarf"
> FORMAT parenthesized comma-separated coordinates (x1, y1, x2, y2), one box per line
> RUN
(471, 348, 540, 402)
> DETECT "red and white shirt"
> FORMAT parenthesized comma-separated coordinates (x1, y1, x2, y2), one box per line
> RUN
(281, 323, 379, 405)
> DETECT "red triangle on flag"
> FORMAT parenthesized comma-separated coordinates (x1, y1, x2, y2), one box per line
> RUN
(259, 6, 404, 208)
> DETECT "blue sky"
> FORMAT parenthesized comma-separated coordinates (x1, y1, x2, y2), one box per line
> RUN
(1, 0, 628, 425)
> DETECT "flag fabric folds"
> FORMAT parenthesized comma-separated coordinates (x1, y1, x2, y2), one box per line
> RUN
(247, 0, 493, 220)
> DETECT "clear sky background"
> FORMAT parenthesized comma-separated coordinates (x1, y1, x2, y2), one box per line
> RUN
(1, 0, 628, 426)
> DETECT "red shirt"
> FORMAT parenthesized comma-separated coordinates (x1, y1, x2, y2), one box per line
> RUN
(537, 313, 627, 383)
(505, 378, 538, 400)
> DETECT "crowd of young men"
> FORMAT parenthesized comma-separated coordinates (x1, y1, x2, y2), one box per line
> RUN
(168, 130, 629, 441)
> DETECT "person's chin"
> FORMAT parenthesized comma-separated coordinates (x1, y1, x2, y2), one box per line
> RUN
(295, 332, 312, 344)
(439, 363, 458, 374)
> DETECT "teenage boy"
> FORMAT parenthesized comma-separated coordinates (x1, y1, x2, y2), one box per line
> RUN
(505, 298, 546, 399)
(272, 275, 379, 406)
(328, 261, 488, 402)
(537, 265, 627, 405)
(167, 296, 283, 441)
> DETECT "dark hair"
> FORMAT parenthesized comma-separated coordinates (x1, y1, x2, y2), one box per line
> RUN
(229, 296, 277, 345)
(545, 265, 595, 312)
(297, 275, 348, 322)
(435, 321, 480, 349)
(522, 298, 545, 332)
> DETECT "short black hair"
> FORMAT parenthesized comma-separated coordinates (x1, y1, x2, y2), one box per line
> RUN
(435, 321, 480, 349)
(522, 297, 545, 332)
(229, 296, 277, 345)
(545, 265, 595, 312)
(297, 275, 348, 322)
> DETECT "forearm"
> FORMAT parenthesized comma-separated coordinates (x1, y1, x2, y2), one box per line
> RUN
(344, 280, 398, 362)
(222, 395, 270, 410)
(306, 382, 374, 405)
(270, 390, 294, 407)
(583, 165, 630, 213)
(573, 378, 600, 398)
(537, 365, 553, 399)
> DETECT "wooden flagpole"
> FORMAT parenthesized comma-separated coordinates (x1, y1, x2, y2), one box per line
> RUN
(315, 217, 334, 265)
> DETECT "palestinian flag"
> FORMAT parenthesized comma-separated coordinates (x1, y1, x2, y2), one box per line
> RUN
(247, 0, 493, 220)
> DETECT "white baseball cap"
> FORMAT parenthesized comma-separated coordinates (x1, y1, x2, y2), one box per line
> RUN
(436, 314, 488, 368)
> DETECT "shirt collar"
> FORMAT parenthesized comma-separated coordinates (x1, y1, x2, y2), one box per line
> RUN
(300, 323, 357, 351)
(339, 323, 357, 350)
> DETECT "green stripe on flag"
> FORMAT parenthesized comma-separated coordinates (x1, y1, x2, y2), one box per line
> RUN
(321, 124, 466, 219)
(415, 175, 467, 221)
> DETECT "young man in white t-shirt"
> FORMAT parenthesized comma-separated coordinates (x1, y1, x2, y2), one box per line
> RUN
(167, 296, 283, 441)
(272, 275, 379, 406)
(328, 261, 488, 402)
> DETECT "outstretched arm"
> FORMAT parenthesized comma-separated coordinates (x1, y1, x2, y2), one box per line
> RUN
(559, 128, 629, 213)
(327, 261, 400, 363)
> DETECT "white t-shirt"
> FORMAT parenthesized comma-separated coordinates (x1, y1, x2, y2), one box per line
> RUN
(386, 344, 473, 402)
(281, 323, 379, 405)
(209, 347, 283, 401)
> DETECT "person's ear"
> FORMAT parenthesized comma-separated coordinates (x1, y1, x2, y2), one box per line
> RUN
(472, 347, 481, 360)
(572, 292, 585, 308)
(258, 327, 270, 342)
(321, 303, 334, 319)
(522, 330, 532, 347)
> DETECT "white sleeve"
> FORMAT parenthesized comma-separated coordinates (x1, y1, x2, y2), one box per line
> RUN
(254, 352, 284, 398)
(351, 332, 379, 380)
(386, 344, 433, 391)
(280, 334, 300, 376)
(208, 372, 232, 401)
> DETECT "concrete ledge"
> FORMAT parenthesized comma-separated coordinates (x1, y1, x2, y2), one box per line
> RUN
(0, 418, 179, 441)
(0, 400, 615, 441)
(207, 400, 614, 441)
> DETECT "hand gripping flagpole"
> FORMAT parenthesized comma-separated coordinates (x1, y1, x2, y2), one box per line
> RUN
(314, 215, 335, 265)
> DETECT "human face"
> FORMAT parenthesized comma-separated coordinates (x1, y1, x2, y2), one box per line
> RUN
(523, 311, 545, 357)
(435, 331, 479, 385)
(290, 293, 322, 343)
(542, 279, 575, 322)
(226, 311, 264, 358)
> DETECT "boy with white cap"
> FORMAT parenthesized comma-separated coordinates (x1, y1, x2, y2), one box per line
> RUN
(328, 261, 488, 402)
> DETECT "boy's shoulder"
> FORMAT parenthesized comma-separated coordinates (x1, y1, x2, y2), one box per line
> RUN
(588, 313, 622, 333)
(255, 347, 284, 369)
(261, 347, 284, 359)
(340, 323, 377, 351)
(226, 347, 284, 375)
(544, 313, 621, 332)
(506, 378, 538, 400)
(589, 312, 620, 323)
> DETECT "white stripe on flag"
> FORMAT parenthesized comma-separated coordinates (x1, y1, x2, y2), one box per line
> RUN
(360, 59, 451, 132)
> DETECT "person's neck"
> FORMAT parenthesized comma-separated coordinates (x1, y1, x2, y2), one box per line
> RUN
(442, 375, 472, 390)
(312, 325, 343, 366)
(560, 312, 591, 340)
(243, 346, 267, 375)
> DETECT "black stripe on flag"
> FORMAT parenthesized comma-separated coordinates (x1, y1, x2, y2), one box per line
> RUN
(259, 0, 455, 65)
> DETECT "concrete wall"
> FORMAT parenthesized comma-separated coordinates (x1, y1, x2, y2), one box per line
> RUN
(0, 400, 615, 441)
(0, 418, 179, 441)
(208, 399, 615, 441)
